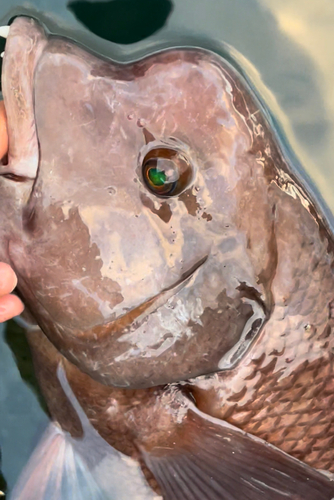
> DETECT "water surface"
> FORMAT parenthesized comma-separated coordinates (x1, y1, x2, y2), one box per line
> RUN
(0, 0, 334, 495)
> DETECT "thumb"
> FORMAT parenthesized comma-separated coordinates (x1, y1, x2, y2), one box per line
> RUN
(0, 100, 8, 161)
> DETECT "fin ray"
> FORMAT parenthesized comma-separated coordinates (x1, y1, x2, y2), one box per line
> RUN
(178, 456, 231, 500)
(141, 407, 334, 500)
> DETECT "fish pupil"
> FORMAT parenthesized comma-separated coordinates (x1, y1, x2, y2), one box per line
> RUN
(148, 167, 167, 186)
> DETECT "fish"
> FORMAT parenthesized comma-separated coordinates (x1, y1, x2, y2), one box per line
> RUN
(1, 15, 334, 500)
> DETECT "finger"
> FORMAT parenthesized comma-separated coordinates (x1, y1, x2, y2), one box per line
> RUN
(0, 294, 24, 322)
(0, 262, 18, 295)
(0, 100, 8, 160)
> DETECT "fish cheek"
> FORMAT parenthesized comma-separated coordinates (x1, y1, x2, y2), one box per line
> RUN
(189, 290, 255, 364)
(11, 204, 124, 331)
(139, 193, 172, 223)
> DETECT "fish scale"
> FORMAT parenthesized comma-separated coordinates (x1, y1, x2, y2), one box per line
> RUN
(190, 185, 334, 475)
(193, 309, 334, 471)
(224, 354, 334, 470)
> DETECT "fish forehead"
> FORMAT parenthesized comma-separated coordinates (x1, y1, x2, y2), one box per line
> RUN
(34, 41, 250, 201)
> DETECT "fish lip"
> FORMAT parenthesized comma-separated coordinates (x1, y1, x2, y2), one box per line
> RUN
(120, 255, 209, 327)
(1, 17, 47, 179)
(161, 255, 208, 293)
(90, 255, 209, 340)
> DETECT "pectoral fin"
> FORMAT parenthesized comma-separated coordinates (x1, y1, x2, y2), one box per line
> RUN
(9, 423, 107, 500)
(10, 365, 158, 500)
(141, 408, 334, 500)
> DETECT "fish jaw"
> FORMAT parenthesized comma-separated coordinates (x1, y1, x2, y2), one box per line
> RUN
(1, 17, 47, 180)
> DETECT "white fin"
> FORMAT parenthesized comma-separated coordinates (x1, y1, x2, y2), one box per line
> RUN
(10, 365, 160, 500)
(10, 424, 107, 500)
(0, 26, 9, 38)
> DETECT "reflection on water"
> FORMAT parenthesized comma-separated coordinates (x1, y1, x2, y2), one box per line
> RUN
(259, 0, 334, 220)
(0, 0, 334, 496)
(0, 322, 48, 498)
(68, 0, 173, 44)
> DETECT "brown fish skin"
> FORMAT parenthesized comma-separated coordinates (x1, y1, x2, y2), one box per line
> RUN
(188, 191, 334, 471)
(0, 18, 275, 389)
(2, 16, 334, 499)
(25, 325, 334, 498)
(185, 141, 334, 471)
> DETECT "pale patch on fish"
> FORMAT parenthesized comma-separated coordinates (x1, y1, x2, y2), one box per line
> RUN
(78, 206, 170, 310)
(141, 195, 185, 270)
(61, 201, 74, 220)
(117, 293, 204, 362)
(72, 278, 115, 318)
(116, 312, 192, 362)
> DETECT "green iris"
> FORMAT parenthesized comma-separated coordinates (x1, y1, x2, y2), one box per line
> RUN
(148, 167, 167, 187)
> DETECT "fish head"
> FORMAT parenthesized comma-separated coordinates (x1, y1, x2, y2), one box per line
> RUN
(0, 17, 278, 387)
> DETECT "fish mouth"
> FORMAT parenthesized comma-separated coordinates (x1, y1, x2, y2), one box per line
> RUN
(0, 17, 47, 180)
(90, 255, 208, 339)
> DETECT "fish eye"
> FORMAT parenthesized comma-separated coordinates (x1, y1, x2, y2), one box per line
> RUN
(142, 147, 193, 197)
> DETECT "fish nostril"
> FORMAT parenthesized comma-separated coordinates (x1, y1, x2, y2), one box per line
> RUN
(0, 153, 8, 166)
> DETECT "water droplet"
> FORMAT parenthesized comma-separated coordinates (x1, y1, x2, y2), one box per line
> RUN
(137, 118, 146, 128)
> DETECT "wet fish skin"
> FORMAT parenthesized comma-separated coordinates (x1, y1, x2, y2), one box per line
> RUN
(1, 16, 334, 499)
(24, 324, 334, 500)
(0, 18, 278, 389)
(188, 178, 334, 471)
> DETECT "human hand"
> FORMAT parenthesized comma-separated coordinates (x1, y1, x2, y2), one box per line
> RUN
(0, 100, 8, 160)
(0, 101, 24, 322)
(0, 263, 24, 322)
